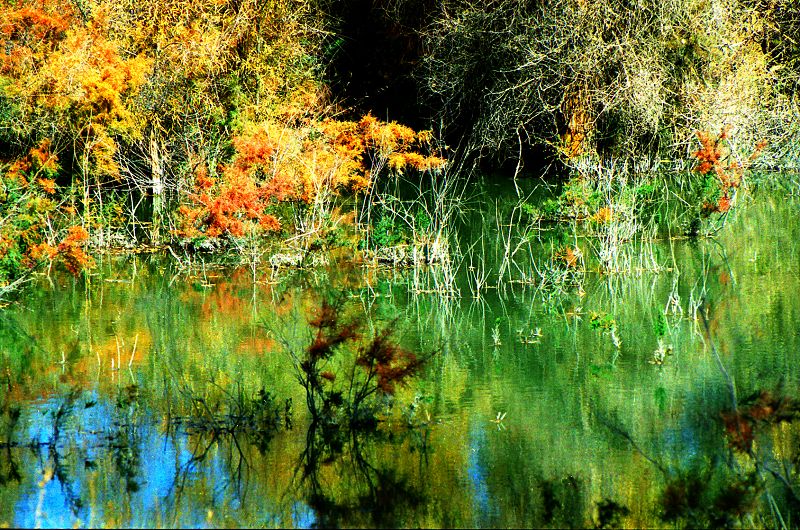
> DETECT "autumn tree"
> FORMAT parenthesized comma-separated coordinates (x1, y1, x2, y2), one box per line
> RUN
(1, 0, 149, 243)
(102, 0, 330, 241)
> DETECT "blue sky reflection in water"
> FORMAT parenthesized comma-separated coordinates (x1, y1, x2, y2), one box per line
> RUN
(11, 401, 207, 528)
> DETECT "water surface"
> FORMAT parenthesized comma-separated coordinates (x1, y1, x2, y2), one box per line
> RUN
(1, 182, 799, 527)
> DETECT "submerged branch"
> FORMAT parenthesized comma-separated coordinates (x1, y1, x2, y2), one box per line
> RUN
(596, 414, 668, 476)
(699, 299, 738, 413)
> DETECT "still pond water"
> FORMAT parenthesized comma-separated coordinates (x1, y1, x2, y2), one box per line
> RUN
(1, 181, 799, 528)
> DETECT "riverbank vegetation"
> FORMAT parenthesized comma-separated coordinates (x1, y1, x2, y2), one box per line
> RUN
(0, 0, 449, 291)
(1, 0, 798, 294)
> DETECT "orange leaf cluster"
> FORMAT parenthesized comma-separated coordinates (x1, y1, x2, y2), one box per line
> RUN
(175, 115, 445, 241)
(5, 158, 32, 185)
(322, 113, 445, 177)
(26, 242, 56, 263)
(194, 165, 216, 191)
(29, 139, 59, 175)
(56, 225, 95, 276)
(693, 127, 766, 214)
(26, 243, 58, 262)
(36, 178, 56, 194)
(3, 3, 150, 179)
(2, 139, 57, 187)
(693, 128, 726, 176)
(556, 246, 581, 268)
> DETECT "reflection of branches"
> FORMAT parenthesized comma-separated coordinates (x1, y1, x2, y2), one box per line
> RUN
(0, 275, 31, 302)
(38, 390, 85, 517)
(709, 238, 736, 288)
(291, 420, 426, 528)
(167, 365, 288, 447)
(167, 427, 253, 521)
(163, 429, 221, 524)
(700, 299, 800, 526)
(0, 445, 20, 486)
(348, 430, 378, 494)
(0, 396, 21, 487)
(699, 300, 738, 413)
(164, 382, 290, 511)
(276, 293, 430, 428)
(596, 412, 667, 476)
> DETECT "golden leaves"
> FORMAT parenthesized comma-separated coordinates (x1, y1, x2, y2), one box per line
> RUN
(174, 113, 445, 242)
(593, 206, 613, 224)
(42, 25, 150, 131)
(37, 178, 56, 194)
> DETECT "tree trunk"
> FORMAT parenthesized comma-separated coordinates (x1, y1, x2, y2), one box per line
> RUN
(561, 85, 592, 159)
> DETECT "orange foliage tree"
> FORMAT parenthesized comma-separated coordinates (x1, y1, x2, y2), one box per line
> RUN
(1, 0, 150, 255)
(1, 0, 447, 275)
(1, 0, 325, 242)
(2, 2, 149, 173)
(103, 0, 331, 240)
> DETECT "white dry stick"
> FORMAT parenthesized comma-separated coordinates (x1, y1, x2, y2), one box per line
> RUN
(129, 334, 139, 368)
(114, 336, 121, 372)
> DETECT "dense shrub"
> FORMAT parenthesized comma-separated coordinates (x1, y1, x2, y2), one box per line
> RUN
(420, 0, 794, 166)
(0, 0, 445, 260)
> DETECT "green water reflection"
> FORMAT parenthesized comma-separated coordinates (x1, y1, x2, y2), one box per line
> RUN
(1, 184, 799, 528)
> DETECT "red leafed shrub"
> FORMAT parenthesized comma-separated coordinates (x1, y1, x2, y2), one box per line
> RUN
(56, 225, 95, 276)
(290, 298, 429, 427)
(693, 126, 766, 215)
(174, 166, 283, 240)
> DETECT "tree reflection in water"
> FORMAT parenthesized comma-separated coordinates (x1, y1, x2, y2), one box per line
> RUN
(293, 419, 429, 528)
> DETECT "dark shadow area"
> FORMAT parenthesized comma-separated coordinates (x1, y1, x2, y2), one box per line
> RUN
(324, 1, 558, 176)
(325, 0, 434, 130)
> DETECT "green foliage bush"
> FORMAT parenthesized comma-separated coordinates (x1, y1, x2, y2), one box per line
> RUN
(373, 215, 406, 249)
